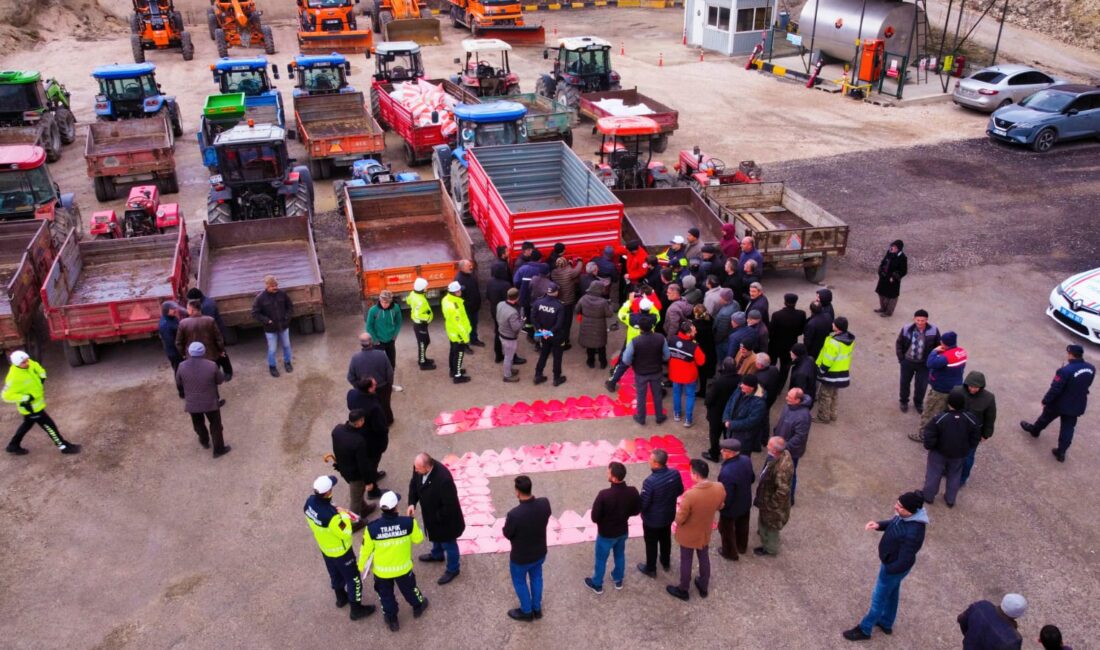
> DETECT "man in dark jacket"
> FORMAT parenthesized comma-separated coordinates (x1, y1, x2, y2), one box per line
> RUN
(922, 388, 981, 507)
(176, 300, 226, 363)
(961, 371, 997, 486)
(1021, 344, 1095, 462)
(896, 309, 940, 414)
(513, 259, 549, 328)
(815, 287, 836, 320)
(623, 317, 670, 425)
(159, 301, 183, 376)
(719, 375, 766, 456)
(746, 310, 769, 355)
(636, 448, 684, 577)
(187, 287, 233, 379)
(455, 259, 484, 347)
(345, 379, 389, 501)
(331, 409, 377, 530)
(531, 283, 567, 386)
(347, 333, 395, 425)
(409, 453, 465, 585)
(788, 343, 817, 402)
(175, 342, 230, 458)
(958, 593, 1027, 650)
(774, 387, 812, 504)
(754, 353, 782, 410)
(585, 461, 642, 594)
(705, 358, 742, 463)
(874, 240, 907, 316)
(487, 248, 513, 363)
(803, 301, 833, 360)
(769, 293, 806, 384)
(251, 274, 294, 377)
(843, 491, 928, 641)
(716, 438, 754, 560)
(914, 330, 968, 441)
(502, 475, 552, 621)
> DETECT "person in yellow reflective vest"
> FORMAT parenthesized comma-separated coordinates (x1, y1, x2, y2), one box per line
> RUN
(814, 316, 855, 424)
(3, 351, 79, 455)
(605, 297, 661, 393)
(304, 475, 376, 621)
(441, 281, 471, 384)
(405, 278, 437, 371)
(359, 491, 429, 632)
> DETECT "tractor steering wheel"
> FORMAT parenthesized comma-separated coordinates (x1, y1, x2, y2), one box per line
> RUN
(475, 61, 494, 76)
(703, 158, 726, 175)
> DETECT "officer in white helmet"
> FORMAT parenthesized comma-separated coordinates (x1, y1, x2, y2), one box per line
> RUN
(404, 278, 436, 370)
(441, 281, 472, 383)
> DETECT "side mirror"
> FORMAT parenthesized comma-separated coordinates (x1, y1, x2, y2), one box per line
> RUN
(431, 110, 439, 124)
(272, 64, 280, 79)
(287, 63, 295, 75)
(1067, 108, 1079, 115)
(364, 49, 371, 60)
(453, 57, 461, 65)
(345, 62, 352, 74)
(543, 48, 549, 59)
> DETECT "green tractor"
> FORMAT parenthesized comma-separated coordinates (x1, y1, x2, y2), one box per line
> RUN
(0, 71, 77, 163)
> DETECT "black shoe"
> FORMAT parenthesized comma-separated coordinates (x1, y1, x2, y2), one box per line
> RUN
(367, 488, 383, 499)
(464, 345, 475, 355)
(655, 415, 667, 425)
(453, 375, 471, 384)
(437, 571, 459, 585)
(915, 404, 924, 414)
(694, 577, 708, 598)
(552, 375, 567, 387)
(842, 626, 871, 641)
(945, 501, 955, 508)
(636, 563, 657, 578)
(752, 547, 770, 557)
(213, 445, 232, 458)
(284, 361, 293, 373)
(386, 617, 399, 632)
(349, 603, 375, 621)
(508, 608, 534, 622)
(420, 361, 437, 370)
(1052, 448, 1066, 462)
(1020, 421, 1039, 437)
(495, 357, 504, 364)
(5, 445, 28, 455)
(665, 585, 690, 601)
(532, 609, 542, 620)
(701, 450, 720, 462)
(899, 402, 908, 413)
(586, 359, 595, 368)
(335, 589, 349, 608)
(224, 373, 233, 382)
(605, 380, 618, 393)
(632, 416, 646, 426)
(584, 577, 604, 594)
(533, 375, 548, 385)
(875, 624, 892, 635)
(413, 599, 429, 618)
(561, 342, 572, 351)
(470, 340, 486, 347)
(60, 443, 81, 455)
(419, 553, 445, 563)
(218, 399, 226, 408)
(269, 366, 279, 377)
(199, 439, 211, 450)
(661, 563, 671, 572)
(600, 361, 608, 369)
(513, 356, 527, 365)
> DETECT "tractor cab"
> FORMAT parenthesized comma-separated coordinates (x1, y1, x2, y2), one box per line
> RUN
(287, 53, 354, 97)
(0, 71, 50, 126)
(208, 122, 314, 223)
(540, 36, 620, 101)
(130, 0, 193, 62)
(372, 41, 424, 83)
(90, 184, 181, 239)
(676, 146, 762, 188)
(453, 100, 527, 151)
(592, 116, 670, 190)
(212, 57, 280, 97)
(0, 145, 81, 237)
(453, 39, 520, 97)
(92, 63, 183, 136)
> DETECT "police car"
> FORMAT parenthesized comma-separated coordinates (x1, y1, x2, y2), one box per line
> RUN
(1048, 268, 1100, 344)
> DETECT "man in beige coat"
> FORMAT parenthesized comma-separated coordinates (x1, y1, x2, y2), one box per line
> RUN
(667, 459, 726, 601)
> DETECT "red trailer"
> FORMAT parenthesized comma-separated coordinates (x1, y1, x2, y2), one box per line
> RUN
(370, 78, 466, 166)
(466, 141, 623, 264)
(577, 88, 678, 153)
(41, 224, 190, 366)
(0, 221, 55, 357)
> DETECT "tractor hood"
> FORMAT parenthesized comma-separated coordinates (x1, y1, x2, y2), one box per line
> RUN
(454, 101, 526, 123)
(214, 56, 270, 71)
(93, 63, 157, 79)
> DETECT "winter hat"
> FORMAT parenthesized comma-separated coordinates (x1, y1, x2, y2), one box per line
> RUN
(379, 491, 401, 510)
(552, 242, 566, 254)
(1000, 594, 1027, 619)
(719, 288, 734, 302)
(941, 331, 957, 347)
(313, 475, 338, 494)
(791, 342, 807, 357)
(898, 491, 924, 514)
(963, 371, 986, 389)
(816, 288, 833, 304)
(1067, 343, 1084, 358)
(747, 309, 762, 321)
(891, 239, 904, 251)
(719, 438, 741, 452)
(546, 282, 560, 295)
(10, 350, 29, 366)
(413, 278, 428, 291)
(681, 275, 697, 290)
(947, 387, 966, 410)
(833, 316, 849, 332)
(447, 281, 462, 293)
(161, 300, 180, 317)
(731, 311, 747, 326)
(741, 375, 758, 388)
(783, 293, 798, 306)
(688, 227, 701, 239)
(701, 244, 718, 255)
(188, 342, 206, 357)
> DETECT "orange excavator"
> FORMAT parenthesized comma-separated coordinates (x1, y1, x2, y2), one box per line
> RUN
(446, 0, 544, 46)
(208, 0, 275, 58)
(296, 0, 373, 53)
(367, 0, 442, 46)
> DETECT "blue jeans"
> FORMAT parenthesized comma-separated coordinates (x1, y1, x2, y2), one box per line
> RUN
(431, 540, 461, 574)
(859, 565, 911, 635)
(265, 328, 292, 367)
(960, 446, 977, 485)
(509, 557, 545, 614)
(591, 534, 627, 588)
(672, 382, 697, 422)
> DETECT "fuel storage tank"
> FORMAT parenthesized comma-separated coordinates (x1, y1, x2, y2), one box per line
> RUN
(798, 0, 922, 62)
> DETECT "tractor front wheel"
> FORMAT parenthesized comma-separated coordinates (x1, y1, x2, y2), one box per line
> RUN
(215, 28, 228, 58)
(44, 122, 62, 163)
(534, 75, 555, 99)
(161, 171, 180, 194)
(261, 25, 275, 54)
(208, 195, 234, 224)
(207, 8, 218, 39)
(180, 31, 194, 61)
(450, 159, 470, 224)
(130, 13, 140, 34)
(131, 34, 145, 64)
(56, 108, 76, 145)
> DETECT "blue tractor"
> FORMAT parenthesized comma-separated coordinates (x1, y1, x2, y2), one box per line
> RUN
(206, 122, 314, 224)
(92, 63, 183, 137)
(286, 53, 356, 97)
(431, 100, 527, 223)
(332, 158, 420, 213)
(198, 57, 286, 168)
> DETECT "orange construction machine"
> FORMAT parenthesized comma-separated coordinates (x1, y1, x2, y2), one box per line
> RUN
(296, 0, 373, 53)
(130, 0, 194, 63)
(368, 0, 442, 46)
(446, 0, 544, 46)
(208, 0, 276, 57)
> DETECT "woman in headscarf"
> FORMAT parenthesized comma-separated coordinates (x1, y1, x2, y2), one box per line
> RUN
(875, 240, 907, 317)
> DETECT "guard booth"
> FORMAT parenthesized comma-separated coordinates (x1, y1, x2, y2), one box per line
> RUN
(684, 0, 779, 56)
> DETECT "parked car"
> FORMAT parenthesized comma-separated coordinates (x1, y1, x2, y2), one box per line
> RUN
(953, 64, 1061, 112)
(1048, 268, 1100, 345)
(987, 85, 1100, 152)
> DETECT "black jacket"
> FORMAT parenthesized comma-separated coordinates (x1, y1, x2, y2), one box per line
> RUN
(251, 289, 294, 332)
(705, 369, 742, 423)
(717, 454, 755, 518)
(875, 250, 907, 298)
(896, 322, 941, 363)
(876, 512, 927, 574)
(639, 466, 684, 528)
(331, 423, 373, 483)
(745, 294, 770, 327)
(768, 306, 806, 360)
(923, 408, 981, 459)
(1042, 359, 1095, 416)
(345, 389, 389, 456)
(957, 600, 1023, 650)
(789, 354, 818, 401)
(756, 365, 783, 409)
(486, 260, 512, 320)
(590, 482, 641, 538)
(408, 463, 466, 542)
(530, 295, 566, 338)
(455, 269, 481, 316)
(803, 312, 833, 360)
(503, 497, 552, 564)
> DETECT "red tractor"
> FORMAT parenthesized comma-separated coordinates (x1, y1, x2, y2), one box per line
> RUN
(676, 146, 762, 190)
(89, 184, 182, 239)
(589, 116, 671, 190)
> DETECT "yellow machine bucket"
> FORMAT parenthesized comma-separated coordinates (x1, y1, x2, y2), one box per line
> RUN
(471, 24, 545, 47)
(383, 18, 443, 46)
(298, 30, 374, 53)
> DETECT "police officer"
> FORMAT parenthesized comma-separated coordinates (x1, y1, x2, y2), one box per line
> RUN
(3, 351, 80, 455)
(531, 282, 567, 386)
(304, 475, 376, 620)
(359, 491, 429, 632)
(441, 281, 472, 384)
(405, 278, 436, 371)
(1020, 344, 1095, 462)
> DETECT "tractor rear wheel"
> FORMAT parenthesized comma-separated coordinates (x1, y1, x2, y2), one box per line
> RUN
(181, 31, 194, 61)
(293, 164, 315, 206)
(297, 315, 315, 335)
(370, 88, 383, 126)
(208, 196, 234, 224)
(534, 75, 554, 99)
(63, 342, 83, 367)
(555, 83, 579, 109)
(333, 180, 346, 215)
(561, 129, 573, 148)
(370, 0, 381, 33)
(286, 179, 313, 221)
(170, 11, 184, 31)
(207, 8, 218, 39)
(56, 108, 76, 145)
(131, 34, 145, 64)
(404, 141, 418, 166)
(312, 312, 326, 333)
(652, 133, 669, 153)
(78, 343, 98, 365)
(161, 171, 180, 194)
(168, 102, 183, 138)
(450, 159, 470, 224)
(804, 259, 827, 283)
(215, 29, 228, 58)
(431, 149, 449, 190)
(44, 122, 62, 163)
(130, 13, 140, 34)
(261, 25, 275, 54)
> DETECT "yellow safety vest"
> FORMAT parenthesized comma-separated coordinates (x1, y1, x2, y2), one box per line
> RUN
(2, 360, 47, 415)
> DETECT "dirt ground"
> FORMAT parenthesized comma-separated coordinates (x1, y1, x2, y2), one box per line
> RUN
(1, 8, 1099, 650)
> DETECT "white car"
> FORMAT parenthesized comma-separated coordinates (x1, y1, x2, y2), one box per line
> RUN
(952, 64, 1062, 113)
(1048, 268, 1100, 344)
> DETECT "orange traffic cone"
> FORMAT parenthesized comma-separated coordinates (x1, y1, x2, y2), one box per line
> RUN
(699, 49, 704, 62)
(682, 29, 686, 45)
(620, 41, 625, 56)
(659, 52, 664, 67)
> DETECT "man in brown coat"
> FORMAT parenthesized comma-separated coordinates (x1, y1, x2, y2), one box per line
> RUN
(176, 300, 225, 362)
(175, 342, 230, 458)
(754, 436, 794, 556)
(666, 459, 726, 601)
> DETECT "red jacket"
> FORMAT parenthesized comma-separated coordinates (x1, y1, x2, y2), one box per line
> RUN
(624, 248, 649, 282)
(668, 332, 705, 383)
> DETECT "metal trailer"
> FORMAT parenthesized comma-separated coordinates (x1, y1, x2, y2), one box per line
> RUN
(0, 221, 55, 356)
(466, 141, 623, 264)
(577, 88, 679, 153)
(41, 224, 191, 366)
(371, 78, 467, 165)
(703, 181, 849, 282)
(292, 91, 386, 179)
(197, 215, 325, 340)
(85, 114, 177, 202)
(343, 179, 471, 305)
(614, 187, 724, 249)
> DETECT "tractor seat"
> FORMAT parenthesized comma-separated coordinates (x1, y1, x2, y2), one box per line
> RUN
(314, 75, 335, 90)
(611, 151, 637, 170)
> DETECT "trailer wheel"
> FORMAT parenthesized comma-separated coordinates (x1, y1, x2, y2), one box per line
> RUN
(181, 31, 194, 61)
(63, 342, 83, 367)
(44, 123, 62, 163)
(56, 107, 77, 145)
(555, 83, 579, 109)
(161, 171, 180, 194)
(215, 28, 229, 58)
(450, 159, 470, 225)
(222, 325, 238, 345)
(261, 25, 276, 54)
(207, 8, 218, 39)
(333, 180, 347, 215)
(652, 133, 669, 154)
(370, 88, 383, 126)
(78, 343, 98, 365)
(298, 315, 315, 335)
(561, 129, 573, 148)
(404, 141, 420, 166)
(312, 312, 326, 333)
(93, 176, 114, 202)
(804, 259, 827, 284)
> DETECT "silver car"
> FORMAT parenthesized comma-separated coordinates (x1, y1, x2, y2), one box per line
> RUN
(952, 64, 1062, 112)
